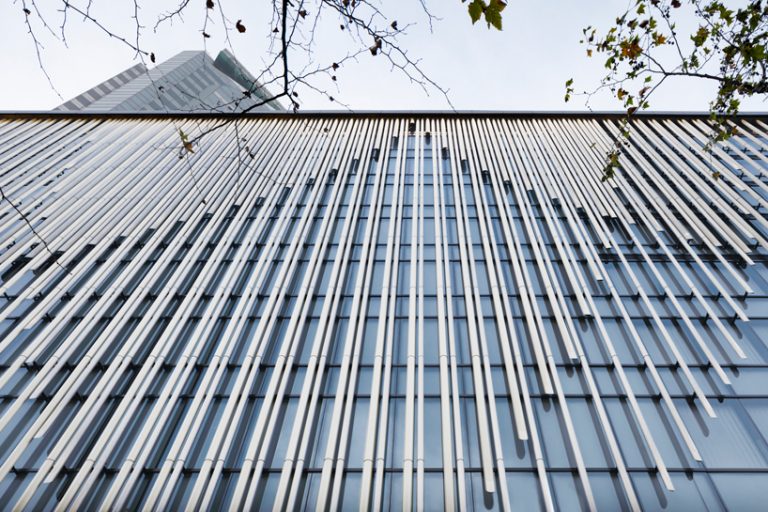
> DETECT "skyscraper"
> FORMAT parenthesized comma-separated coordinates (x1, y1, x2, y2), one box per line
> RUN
(0, 112, 766, 510)
(55, 50, 283, 113)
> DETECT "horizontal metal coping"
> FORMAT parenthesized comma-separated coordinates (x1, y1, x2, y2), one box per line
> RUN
(1, 110, 768, 121)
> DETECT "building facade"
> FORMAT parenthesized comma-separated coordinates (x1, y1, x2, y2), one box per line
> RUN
(0, 113, 767, 511)
(56, 50, 283, 113)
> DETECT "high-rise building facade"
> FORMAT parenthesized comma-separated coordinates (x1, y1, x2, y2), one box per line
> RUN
(55, 50, 283, 113)
(0, 112, 767, 511)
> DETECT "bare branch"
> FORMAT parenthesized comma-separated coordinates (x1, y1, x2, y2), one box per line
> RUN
(154, 0, 191, 31)
(0, 184, 70, 275)
(19, 0, 63, 100)
(62, 0, 151, 57)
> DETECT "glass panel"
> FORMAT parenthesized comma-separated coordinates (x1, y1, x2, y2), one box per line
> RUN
(506, 472, 545, 511)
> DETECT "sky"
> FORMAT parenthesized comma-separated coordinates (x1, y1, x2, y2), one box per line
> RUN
(1, 0, 766, 112)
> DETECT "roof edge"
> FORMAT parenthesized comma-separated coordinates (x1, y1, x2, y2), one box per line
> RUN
(1, 110, 767, 120)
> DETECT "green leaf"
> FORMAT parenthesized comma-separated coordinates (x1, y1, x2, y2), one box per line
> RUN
(485, 5, 503, 30)
(179, 129, 194, 153)
(468, 0, 484, 24)
(748, 44, 766, 61)
(691, 26, 709, 47)
(717, 6, 733, 25)
(601, 150, 620, 181)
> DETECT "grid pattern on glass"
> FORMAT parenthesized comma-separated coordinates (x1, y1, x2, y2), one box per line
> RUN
(0, 114, 767, 511)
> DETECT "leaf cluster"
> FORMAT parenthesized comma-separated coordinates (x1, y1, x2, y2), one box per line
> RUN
(568, 0, 768, 180)
(465, 0, 507, 30)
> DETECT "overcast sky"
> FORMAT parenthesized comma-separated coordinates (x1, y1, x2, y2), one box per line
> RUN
(1, 0, 766, 112)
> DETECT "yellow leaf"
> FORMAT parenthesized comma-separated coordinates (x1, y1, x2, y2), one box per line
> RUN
(620, 40, 643, 58)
